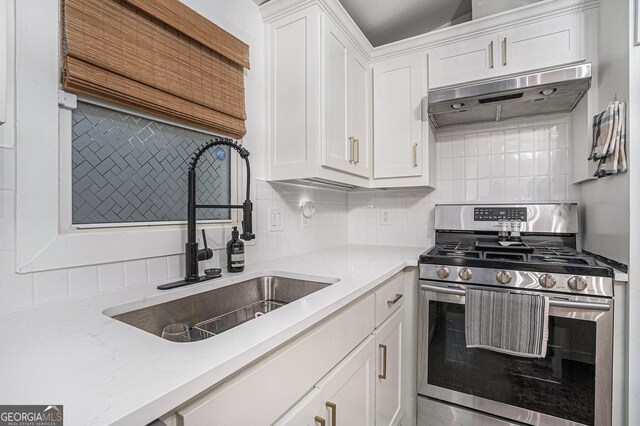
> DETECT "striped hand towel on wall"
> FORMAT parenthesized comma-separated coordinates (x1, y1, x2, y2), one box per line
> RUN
(465, 289, 549, 358)
(590, 101, 627, 177)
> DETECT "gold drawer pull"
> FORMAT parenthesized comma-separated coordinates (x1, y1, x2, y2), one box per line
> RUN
(348, 137, 355, 164)
(387, 293, 403, 306)
(379, 344, 387, 379)
(355, 138, 360, 164)
(315, 415, 326, 426)
(326, 401, 336, 425)
(489, 40, 494, 69)
(413, 143, 418, 167)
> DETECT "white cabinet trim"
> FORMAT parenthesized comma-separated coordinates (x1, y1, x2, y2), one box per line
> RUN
(371, 0, 598, 61)
(0, 0, 7, 125)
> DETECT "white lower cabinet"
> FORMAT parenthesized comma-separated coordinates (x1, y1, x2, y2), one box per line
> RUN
(174, 272, 407, 426)
(276, 336, 376, 425)
(374, 307, 404, 426)
(176, 295, 375, 426)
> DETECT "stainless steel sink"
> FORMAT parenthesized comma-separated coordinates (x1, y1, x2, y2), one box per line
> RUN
(111, 276, 334, 342)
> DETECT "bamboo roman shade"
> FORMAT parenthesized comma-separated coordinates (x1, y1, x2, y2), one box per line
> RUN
(62, 0, 249, 138)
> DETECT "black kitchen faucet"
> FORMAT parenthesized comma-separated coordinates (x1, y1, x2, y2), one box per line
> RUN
(158, 136, 254, 290)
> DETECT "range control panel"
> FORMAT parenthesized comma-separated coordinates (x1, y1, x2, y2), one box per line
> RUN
(474, 207, 528, 222)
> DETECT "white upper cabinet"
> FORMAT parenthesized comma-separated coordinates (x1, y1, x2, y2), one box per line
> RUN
(428, 34, 500, 89)
(266, 5, 371, 187)
(322, 18, 350, 173)
(321, 17, 371, 178)
(373, 53, 424, 179)
(347, 50, 372, 176)
(499, 14, 584, 76)
(428, 12, 585, 89)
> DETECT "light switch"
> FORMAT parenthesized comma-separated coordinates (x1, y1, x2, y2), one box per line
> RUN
(269, 208, 284, 231)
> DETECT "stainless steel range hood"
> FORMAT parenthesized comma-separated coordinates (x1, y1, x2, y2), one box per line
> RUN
(427, 63, 591, 128)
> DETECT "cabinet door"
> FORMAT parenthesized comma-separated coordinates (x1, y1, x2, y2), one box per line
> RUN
(316, 335, 376, 426)
(374, 306, 404, 426)
(499, 14, 585, 76)
(427, 34, 499, 89)
(321, 17, 351, 174)
(347, 50, 371, 177)
(373, 54, 423, 179)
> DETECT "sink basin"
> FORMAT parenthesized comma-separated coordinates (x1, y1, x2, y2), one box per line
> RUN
(110, 275, 335, 342)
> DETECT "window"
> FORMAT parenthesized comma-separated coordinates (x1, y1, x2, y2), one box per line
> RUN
(71, 101, 232, 225)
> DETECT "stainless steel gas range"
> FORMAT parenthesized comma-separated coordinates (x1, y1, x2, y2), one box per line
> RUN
(417, 203, 614, 426)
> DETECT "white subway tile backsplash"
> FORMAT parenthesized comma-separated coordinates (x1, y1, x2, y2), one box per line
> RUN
(550, 175, 567, 200)
(0, 253, 33, 312)
(490, 131, 505, 154)
(550, 149, 567, 175)
(34, 269, 69, 305)
(478, 179, 491, 201)
(124, 260, 148, 287)
(505, 177, 520, 201)
(464, 134, 478, 156)
(504, 130, 519, 152)
(535, 127, 550, 151)
(491, 179, 505, 201)
(434, 115, 574, 205)
(518, 128, 535, 152)
(535, 151, 549, 175)
(491, 154, 505, 178)
(452, 136, 465, 157)
(519, 152, 534, 176)
(477, 155, 491, 179)
(68, 266, 99, 298)
(505, 153, 520, 177)
(465, 180, 478, 202)
(98, 263, 125, 292)
(535, 176, 550, 200)
(465, 157, 477, 179)
(477, 132, 491, 155)
(147, 257, 168, 283)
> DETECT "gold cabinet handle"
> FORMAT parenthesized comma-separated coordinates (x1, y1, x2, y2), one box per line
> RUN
(502, 37, 507, 66)
(379, 344, 388, 379)
(326, 401, 336, 425)
(315, 415, 326, 426)
(412, 143, 418, 168)
(489, 41, 494, 69)
(348, 137, 355, 164)
(355, 138, 360, 164)
(387, 293, 403, 307)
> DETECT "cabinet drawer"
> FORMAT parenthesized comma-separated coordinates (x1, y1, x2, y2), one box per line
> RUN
(375, 273, 404, 327)
(178, 295, 375, 426)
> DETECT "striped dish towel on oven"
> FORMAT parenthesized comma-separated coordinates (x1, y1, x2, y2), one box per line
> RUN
(465, 289, 549, 358)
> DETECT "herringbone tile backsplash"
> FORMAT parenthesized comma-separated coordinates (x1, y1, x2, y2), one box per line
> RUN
(72, 102, 231, 224)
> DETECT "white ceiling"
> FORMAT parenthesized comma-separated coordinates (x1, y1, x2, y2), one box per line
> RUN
(254, 0, 472, 47)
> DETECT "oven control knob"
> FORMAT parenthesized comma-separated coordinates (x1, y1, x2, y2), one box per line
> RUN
(538, 274, 556, 288)
(568, 276, 588, 291)
(496, 270, 512, 284)
(458, 267, 473, 281)
(436, 266, 450, 279)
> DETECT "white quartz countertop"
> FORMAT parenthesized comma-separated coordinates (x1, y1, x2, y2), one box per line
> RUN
(0, 245, 423, 426)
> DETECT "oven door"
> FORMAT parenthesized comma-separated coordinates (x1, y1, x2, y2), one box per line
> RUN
(418, 281, 613, 426)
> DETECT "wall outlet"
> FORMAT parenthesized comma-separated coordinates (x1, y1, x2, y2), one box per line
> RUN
(269, 208, 284, 231)
(302, 214, 311, 229)
(381, 209, 391, 225)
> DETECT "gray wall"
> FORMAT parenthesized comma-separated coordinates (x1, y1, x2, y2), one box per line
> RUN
(579, 0, 630, 264)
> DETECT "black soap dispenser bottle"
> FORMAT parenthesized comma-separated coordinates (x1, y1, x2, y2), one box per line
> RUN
(226, 226, 245, 273)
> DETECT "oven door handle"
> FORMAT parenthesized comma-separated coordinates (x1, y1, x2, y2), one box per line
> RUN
(420, 284, 611, 311)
